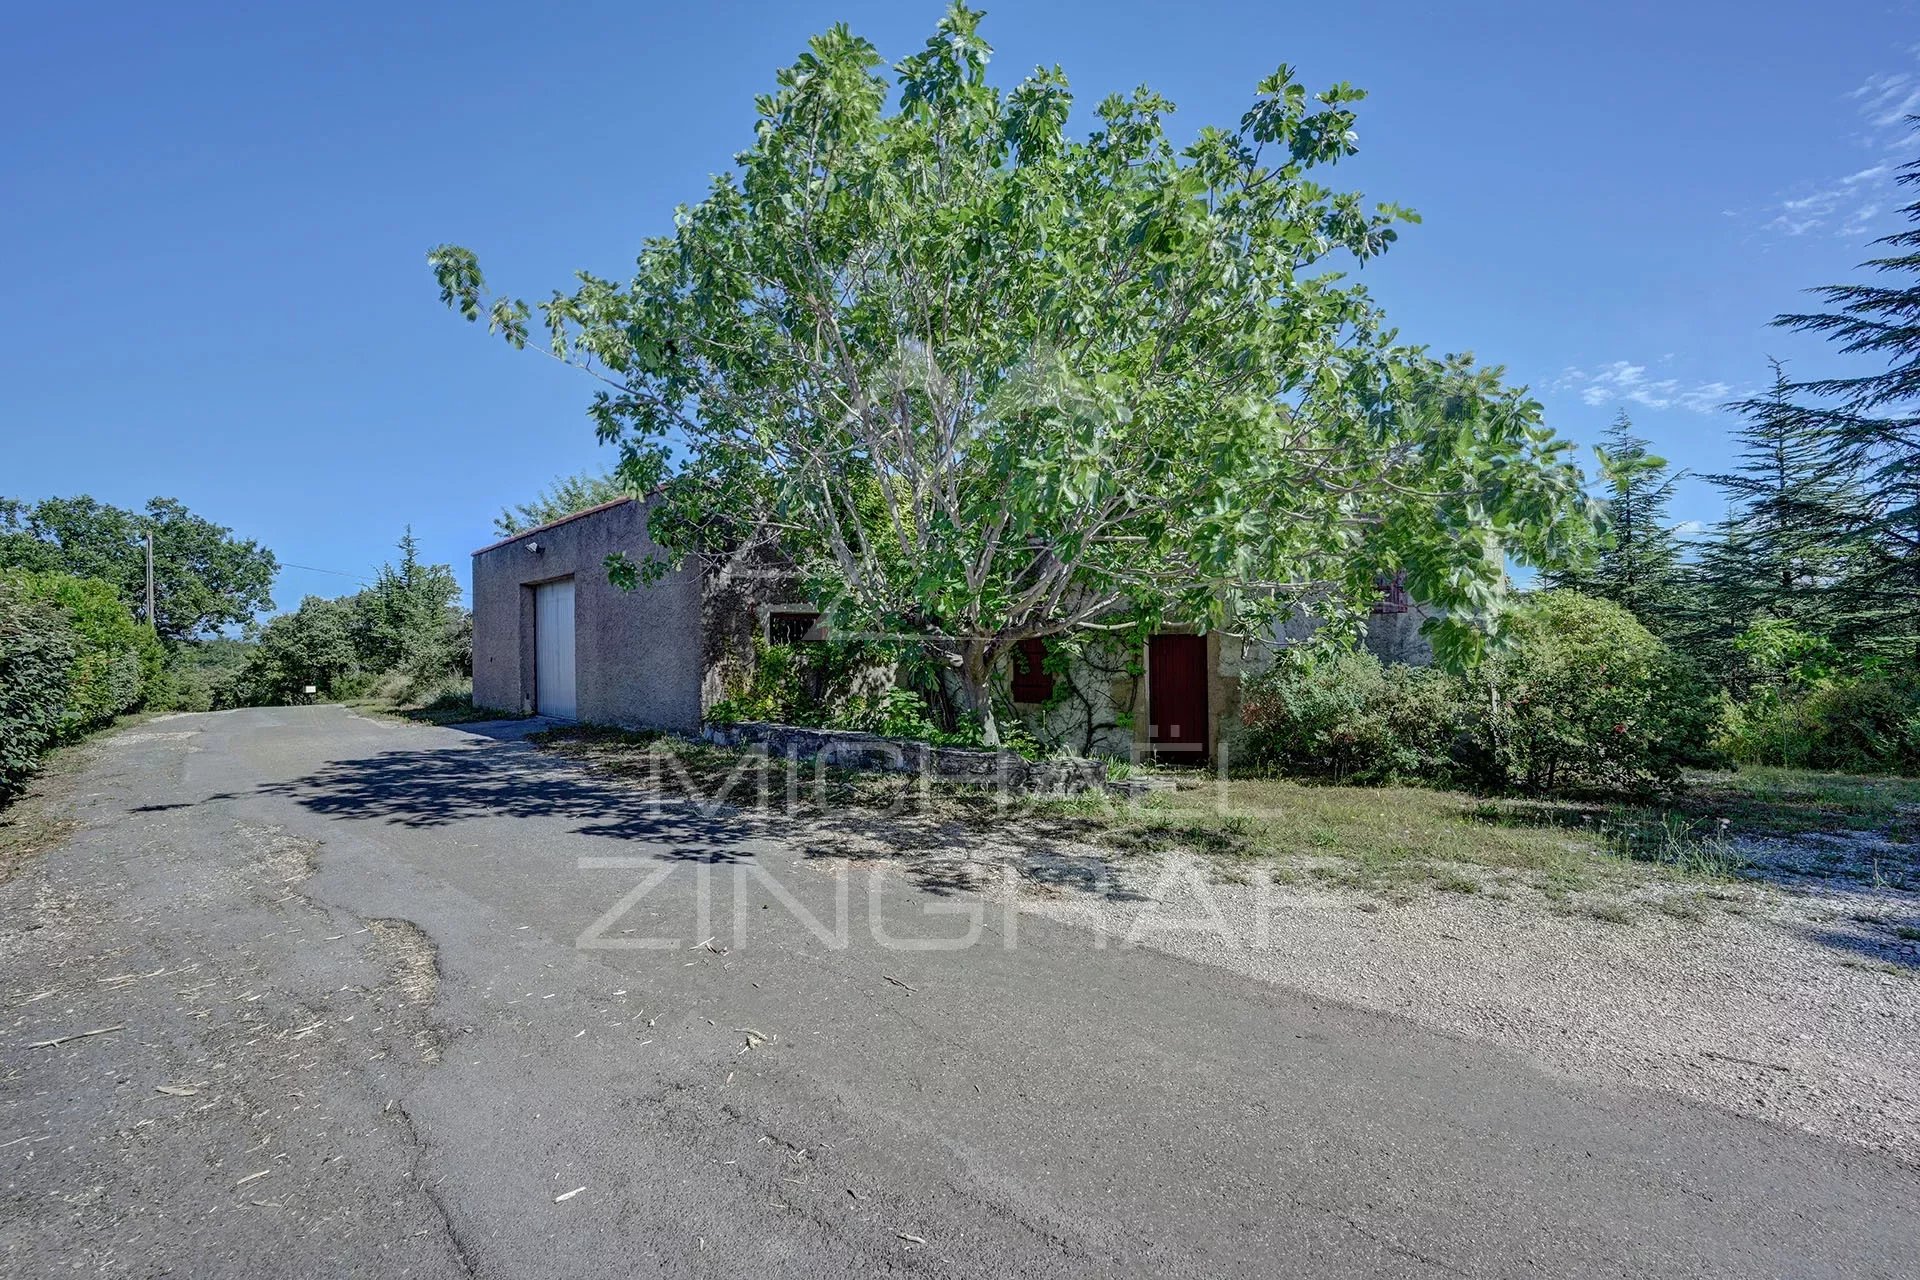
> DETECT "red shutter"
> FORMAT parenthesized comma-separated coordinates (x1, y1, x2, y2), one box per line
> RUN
(1010, 638, 1054, 703)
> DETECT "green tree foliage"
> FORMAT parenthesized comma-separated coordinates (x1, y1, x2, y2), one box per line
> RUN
(3, 571, 162, 734)
(1677, 366, 1862, 681)
(243, 596, 363, 704)
(494, 471, 629, 537)
(1772, 131, 1920, 657)
(1544, 414, 1688, 638)
(354, 529, 465, 681)
(0, 579, 78, 803)
(1478, 592, 1714, 793)
(431, 4, 1592, 743)
(164, 639, 255, 713)
(1703, 366, 1856, 623)
(0, 495, 277, 643)
(232, 531, 469, 707)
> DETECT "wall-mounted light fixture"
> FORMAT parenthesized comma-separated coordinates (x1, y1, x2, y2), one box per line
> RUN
(524, 540, 542, 554)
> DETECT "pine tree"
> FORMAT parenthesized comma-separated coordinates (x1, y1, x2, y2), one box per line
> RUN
(493, 471, 629, 538)
(1698, 362, 1857, 630)
(1773, 130, 1920, 658)
(1545, 413, 1687, 637)
(356, 529, 461, 675)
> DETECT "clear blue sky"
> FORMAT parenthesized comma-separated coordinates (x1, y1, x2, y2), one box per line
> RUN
(4, 1, 1915, 611)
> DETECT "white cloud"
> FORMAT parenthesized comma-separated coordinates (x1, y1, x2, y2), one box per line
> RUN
(1551, 362, 1733, 415)
(1674, 519, 1708, 537)
(1764, 163, 1892, 237)
(1675, 380, 1733, 413)
(1755, 57, 1914, 239)
(1849, 70, 1920, 129)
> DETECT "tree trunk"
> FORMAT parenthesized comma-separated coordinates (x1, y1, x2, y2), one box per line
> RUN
(951, 637, 1001, 747)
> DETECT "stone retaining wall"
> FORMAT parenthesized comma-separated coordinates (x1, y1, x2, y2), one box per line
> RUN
(702, 721, 1107, 797)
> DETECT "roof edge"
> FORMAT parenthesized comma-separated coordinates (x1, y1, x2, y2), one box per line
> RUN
(470, 496, 638, 557)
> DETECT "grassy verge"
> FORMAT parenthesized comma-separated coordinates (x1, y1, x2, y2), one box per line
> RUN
(367, 691, 532, 728)
(527, 726, 1920, 919)
(0, 803, 78, 885)
(528, 726, 1771, 909)
(1676, 766, 1920, 839)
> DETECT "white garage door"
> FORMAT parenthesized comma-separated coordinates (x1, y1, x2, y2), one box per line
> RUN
(534, 579, 577, 720)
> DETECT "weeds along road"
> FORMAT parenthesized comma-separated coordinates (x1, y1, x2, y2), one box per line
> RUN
(1, 706, 1913, 1278)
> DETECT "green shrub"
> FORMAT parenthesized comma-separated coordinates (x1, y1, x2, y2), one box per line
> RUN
(4, 570, 159, 733)
(708, 636, 990, 747)
(1232, 648, 1470, 784)
(1721, 674, 1920, 774)
(0, 580, 78, 803)
(1477, 591, 1715, 793)
(1232, 591, 1719, 795)
(163, 639, 254, 712)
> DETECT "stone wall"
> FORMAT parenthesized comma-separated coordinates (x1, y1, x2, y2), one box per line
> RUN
(703, 721, 1107, 797)
(697, 539, 801, 716)
(1010, 637, 1142, 760)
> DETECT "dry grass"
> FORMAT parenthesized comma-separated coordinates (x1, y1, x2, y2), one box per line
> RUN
(1034, 778, 1631, 898)
(1678, 766, 1920, 839)
(369, 691, 531, 728)
(0, 731, 110, 884)
(528, 728, 1708, 901)
(0, 804, 78, 886)
(527, 727, 1920, 908)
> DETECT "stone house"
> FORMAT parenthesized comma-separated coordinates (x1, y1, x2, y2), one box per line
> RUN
(471, 494, 1436, 761)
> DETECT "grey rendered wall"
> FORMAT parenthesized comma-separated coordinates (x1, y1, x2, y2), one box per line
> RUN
(1268, 605, 1438, 668)
(470, 498, 705, 731)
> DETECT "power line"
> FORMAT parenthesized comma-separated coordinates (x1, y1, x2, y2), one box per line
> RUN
(281, 562, 374, 585)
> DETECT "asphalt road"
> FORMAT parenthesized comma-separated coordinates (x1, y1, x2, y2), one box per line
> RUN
(1, 707, 1914, 1277)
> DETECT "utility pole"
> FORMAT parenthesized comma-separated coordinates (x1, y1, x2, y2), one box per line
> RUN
(145, 531, 156, 633)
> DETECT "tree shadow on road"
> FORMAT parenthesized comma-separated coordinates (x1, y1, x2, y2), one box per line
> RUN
(260, 733, 1154, 901)
(258, 739, 760, 860)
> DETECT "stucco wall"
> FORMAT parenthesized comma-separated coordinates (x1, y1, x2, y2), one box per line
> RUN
(471, 497, 704, 730)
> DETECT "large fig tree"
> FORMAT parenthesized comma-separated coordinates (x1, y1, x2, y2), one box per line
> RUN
(432, 4, 1591, 742)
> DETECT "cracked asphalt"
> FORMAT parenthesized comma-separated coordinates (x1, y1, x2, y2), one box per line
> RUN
(1, 706, 1915, 1277)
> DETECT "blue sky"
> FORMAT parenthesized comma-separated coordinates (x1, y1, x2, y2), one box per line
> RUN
(4, 1, 1916, 610)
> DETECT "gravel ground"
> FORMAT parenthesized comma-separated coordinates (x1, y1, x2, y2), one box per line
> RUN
(534, 733, 1920, 1169)
(846, 825, 1920, 1169)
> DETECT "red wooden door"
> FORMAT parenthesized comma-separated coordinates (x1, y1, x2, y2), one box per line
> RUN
(1148, 634, 1209, 762)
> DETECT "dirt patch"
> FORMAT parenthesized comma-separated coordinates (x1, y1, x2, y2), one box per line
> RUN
(256, 825, 321, 883)
(0, 806, 78, 886)
(366, 918, 440, 1004)
(0, 739, 96, 886)
(365, 918, 444, 1063)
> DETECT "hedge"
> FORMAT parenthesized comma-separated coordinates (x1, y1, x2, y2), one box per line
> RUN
(0, 581, 78, 803)
(0, 570, 158, 804)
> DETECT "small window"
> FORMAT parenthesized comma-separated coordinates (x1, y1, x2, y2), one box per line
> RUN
(1372, 571, 1410, 615)
(768, 611, 821, 645)
(1010, 637, 1054, 703)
